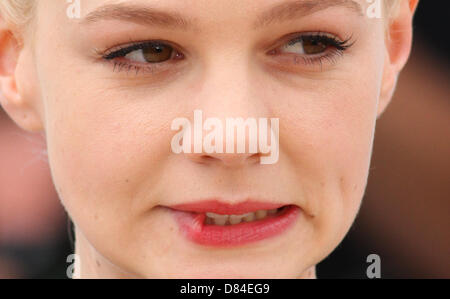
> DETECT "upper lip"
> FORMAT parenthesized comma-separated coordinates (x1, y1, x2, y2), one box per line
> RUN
(169, 199, 289, 215)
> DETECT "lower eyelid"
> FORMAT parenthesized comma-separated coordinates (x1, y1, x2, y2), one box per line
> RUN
(107, 59, 160, 75)
(106, 54, 186, 76)
(267, 49, 346, 71)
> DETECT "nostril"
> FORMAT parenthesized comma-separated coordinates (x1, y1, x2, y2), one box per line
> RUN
(187, 153, 217, 165)
(188, 152, 261, 167)
(248, 153, 261, 164)
(201, 155, 217, 163)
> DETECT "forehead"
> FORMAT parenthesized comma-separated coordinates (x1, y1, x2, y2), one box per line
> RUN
(79, 0, 365, 13)
(39, 0, 367, 29)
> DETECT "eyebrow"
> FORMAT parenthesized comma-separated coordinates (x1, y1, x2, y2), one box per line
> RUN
(82, 3, 193, 30)
(254, 0, 363, 29)
(82, 0, 363, 30)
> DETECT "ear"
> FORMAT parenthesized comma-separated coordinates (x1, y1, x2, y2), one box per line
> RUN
(377, 0, 419, 117)
(0, 18, 43, 132)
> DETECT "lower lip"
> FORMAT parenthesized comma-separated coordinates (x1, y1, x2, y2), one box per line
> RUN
(171, 205, 300, 247)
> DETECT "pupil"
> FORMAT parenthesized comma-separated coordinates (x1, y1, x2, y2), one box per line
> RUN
(143, 44, 173, 63)
(303, 38, 327, 54)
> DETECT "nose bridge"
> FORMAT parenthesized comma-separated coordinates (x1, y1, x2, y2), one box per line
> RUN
(201, 51, 258, 117)
(182, 52, 271, 167)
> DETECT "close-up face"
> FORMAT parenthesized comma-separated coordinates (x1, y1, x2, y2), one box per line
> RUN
(0, 0, 418, 278)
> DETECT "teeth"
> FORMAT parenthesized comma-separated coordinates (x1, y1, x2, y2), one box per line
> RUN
(205, 208, 280, 225)
(242, 212, 255, 222)
(255, 210, 268, 220)
(229, 215, 243, 225)
(206, 212, 228, 226)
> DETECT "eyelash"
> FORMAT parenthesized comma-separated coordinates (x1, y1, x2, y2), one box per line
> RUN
(101, 33, 354, 75)
(275, 33, 354, 66)
(101, 40, 184, 75)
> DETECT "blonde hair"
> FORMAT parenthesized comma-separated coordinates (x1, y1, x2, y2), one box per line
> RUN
(0, 0, 402, 29)
(0, 0, 35, 28)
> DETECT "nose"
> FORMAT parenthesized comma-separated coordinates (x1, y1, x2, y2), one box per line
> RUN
(179, 110, 265, 167)
(180, 55, 271, 168)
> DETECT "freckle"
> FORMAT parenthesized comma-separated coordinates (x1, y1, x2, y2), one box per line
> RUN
(125, 179, 129, 183)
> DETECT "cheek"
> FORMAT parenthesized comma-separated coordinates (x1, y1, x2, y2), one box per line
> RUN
(274, 70, 380, 243)
(42, 81, 183, 238)
(41, 83, 186, 274)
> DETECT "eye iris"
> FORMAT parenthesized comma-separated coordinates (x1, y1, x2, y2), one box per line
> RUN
(143, 44, 173, 63)
(302, 37, 328, 54)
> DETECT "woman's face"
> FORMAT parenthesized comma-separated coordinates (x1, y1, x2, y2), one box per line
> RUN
(24, 0, 391, 278)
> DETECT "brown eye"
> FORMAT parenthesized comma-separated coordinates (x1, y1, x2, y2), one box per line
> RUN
(141, 44, 174, 63)
(300, 37, 328, 55)
(278, 34, 353, 57)
(124, 43, 174, 63)
(281, 36, 329, 55)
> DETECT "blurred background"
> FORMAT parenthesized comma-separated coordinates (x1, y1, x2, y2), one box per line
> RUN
(0, 1, 448, 278)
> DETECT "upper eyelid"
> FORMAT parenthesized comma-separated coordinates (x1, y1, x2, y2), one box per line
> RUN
(284, 35, 355, 53)
(101, 39, 189, 60)
(103, 41, 169, 60)
(272, 31, 354, 51)
(100, 41, 185, 76)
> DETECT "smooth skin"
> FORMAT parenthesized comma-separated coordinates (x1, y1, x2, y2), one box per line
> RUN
(0, 0, 418, 278)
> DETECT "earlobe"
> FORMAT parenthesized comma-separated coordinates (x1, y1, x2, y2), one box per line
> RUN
(0, 20, 44, 132)
(377, 0, 419, 117)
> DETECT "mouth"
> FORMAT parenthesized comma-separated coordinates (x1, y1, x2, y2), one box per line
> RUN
(168, 200, 300, 247)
